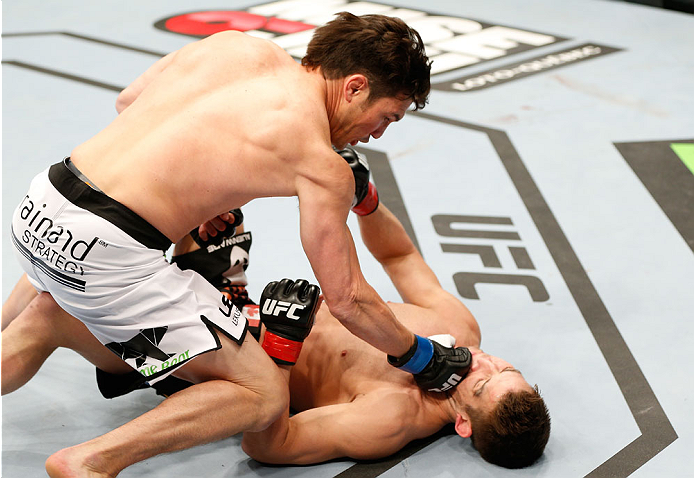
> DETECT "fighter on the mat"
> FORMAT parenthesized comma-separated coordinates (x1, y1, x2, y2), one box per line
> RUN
(242, 150, 550, 469)
(2, 149, 550, 469)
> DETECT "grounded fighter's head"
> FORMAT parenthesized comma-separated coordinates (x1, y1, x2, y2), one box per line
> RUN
(452, 349, 551, 468)
(467, 385, 550, 468)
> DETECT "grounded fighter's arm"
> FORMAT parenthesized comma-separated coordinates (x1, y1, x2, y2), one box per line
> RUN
(358, 205, 480, 341)
(295, 161, 414, 358)
(242, 391, 424, 464)
(115, 51, 177, 113)
(239, 277, 424, 465)
(339, 145, 479, 341)
(339, 147, 463, 312)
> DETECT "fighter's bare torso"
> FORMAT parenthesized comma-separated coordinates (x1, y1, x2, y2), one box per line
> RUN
(290, 302, 481, 411)
(70, 31, 337, 242)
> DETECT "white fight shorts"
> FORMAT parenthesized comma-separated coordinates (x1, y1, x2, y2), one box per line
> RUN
(11, 159, 248, 384)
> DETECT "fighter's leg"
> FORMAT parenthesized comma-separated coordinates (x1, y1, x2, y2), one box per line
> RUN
(45, 331, 287, 478)
(1, 292, 131, 395)
(2, 273, 39, 330)
(36, 211, 255, 401)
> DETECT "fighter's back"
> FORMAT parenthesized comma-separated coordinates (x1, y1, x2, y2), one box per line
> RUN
(71, 31, 334, 241)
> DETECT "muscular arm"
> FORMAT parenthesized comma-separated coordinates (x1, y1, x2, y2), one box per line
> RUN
(242, 384, 423, 464)
(358, 205, 480, 340)
(115, 51, 177, 113)
(296, 161, 414, 357)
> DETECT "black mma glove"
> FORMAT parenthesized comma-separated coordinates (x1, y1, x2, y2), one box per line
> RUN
(388, 335, 472, 392)
(189, 208, 244, 247)
(260, 278, 321, 365)
(337, 147, 379, 216)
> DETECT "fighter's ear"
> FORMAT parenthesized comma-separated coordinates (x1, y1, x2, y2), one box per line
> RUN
(454, 413, 472, 438)
(344, 74, 369, 102)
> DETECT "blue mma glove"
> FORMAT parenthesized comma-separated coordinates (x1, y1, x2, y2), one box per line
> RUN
(388, 335, 472, 392)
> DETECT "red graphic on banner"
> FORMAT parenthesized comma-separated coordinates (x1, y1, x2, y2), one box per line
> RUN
(164, 11, 314, 36)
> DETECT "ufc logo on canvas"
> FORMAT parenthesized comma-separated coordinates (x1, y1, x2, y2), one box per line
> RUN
(261, 299, 305, 320)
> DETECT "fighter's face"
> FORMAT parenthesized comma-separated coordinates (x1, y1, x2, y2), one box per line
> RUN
(333, 94, 412, 149)
(457, 347, 532, 411)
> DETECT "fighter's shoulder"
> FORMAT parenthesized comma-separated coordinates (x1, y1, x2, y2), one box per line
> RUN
(389, 302, 481, 347)
(201, 30, 291, 62)
(295, 144, 354, 190)
(199, 29, 263, 46)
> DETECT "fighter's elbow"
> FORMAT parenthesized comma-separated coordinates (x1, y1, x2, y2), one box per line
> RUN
(115, 89, 135, 114)
(241, 437, 271, 463)
(461, 308, 481, 345)
(114, 96, 128, 114)
(470, 319, 481, 344)
(241, 435, 298, 465)
(323, 289, 361, 328)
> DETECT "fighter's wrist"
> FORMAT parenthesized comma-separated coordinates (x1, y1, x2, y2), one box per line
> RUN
(387, 334, 434, 373)
(262, 330, 303, 365)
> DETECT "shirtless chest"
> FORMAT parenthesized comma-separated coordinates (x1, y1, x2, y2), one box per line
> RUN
(288, 301, 480, 411)
(289, 310, 415, 410)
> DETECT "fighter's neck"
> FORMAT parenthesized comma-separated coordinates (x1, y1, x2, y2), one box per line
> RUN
(321, 73, 344, 127)
(421, 389, 461, 425)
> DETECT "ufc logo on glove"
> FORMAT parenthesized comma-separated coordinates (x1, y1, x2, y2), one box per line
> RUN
(261, 299, 306, 320)
(260, 279, 321, 365)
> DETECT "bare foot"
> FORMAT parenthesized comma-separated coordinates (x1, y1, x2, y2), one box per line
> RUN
(45, 446, 115, 478)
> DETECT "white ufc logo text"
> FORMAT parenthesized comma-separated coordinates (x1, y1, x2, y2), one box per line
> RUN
(262, 299, 305, 320)
(429, 373, 463, 392)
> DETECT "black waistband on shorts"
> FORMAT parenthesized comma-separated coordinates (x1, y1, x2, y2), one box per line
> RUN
(49, 159, 172, 251)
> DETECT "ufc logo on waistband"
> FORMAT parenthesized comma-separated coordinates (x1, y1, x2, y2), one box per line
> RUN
(429, 373, 463, 393)
(261, 299, 305, 320)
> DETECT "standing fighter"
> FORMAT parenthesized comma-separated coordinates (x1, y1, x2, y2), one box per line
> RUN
(7, 12, 469, 478)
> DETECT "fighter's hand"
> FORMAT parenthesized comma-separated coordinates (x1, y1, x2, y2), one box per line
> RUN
(388, 335, 472, 392)
(337, 147, 379, 216)
(260, 279, 321, 365)
(192, 209, 244, 246)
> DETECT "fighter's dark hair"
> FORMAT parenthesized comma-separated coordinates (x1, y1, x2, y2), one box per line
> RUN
(302, 12, 431, 110)
(467, 385, 551, 468)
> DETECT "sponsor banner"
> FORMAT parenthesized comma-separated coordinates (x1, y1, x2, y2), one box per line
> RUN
(433, 43, 622, 92)
(154, 0, 567, 77)
(156, 2, 627, 92)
